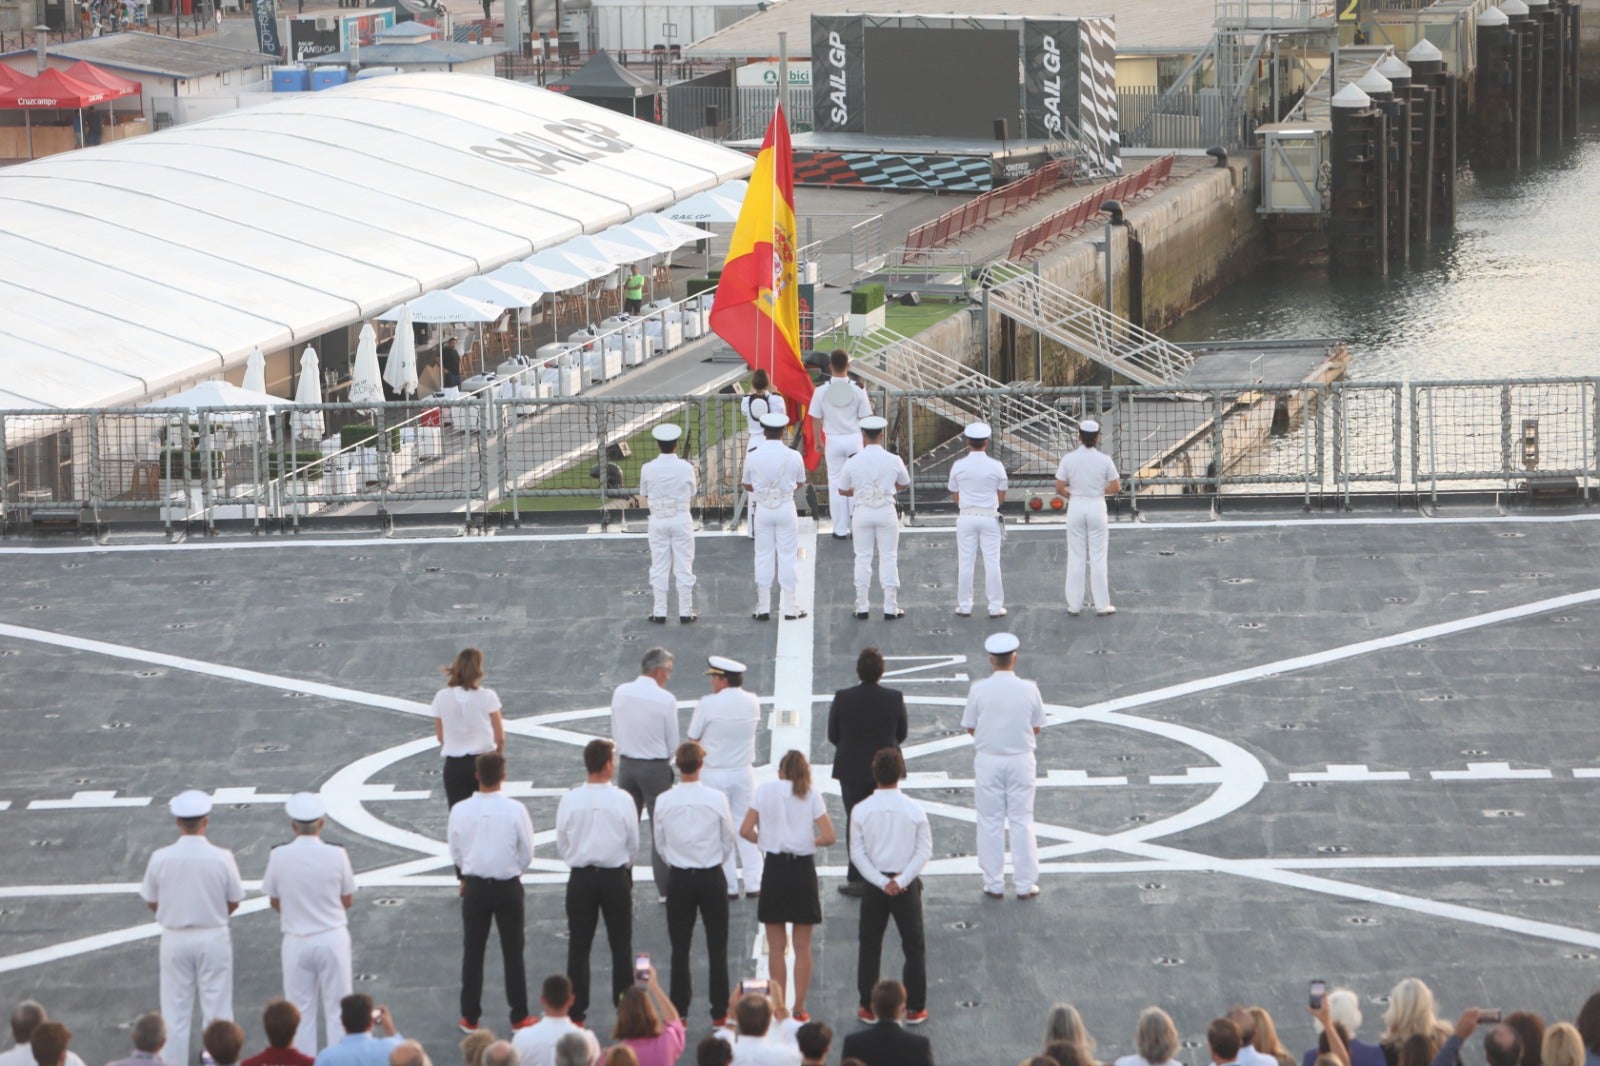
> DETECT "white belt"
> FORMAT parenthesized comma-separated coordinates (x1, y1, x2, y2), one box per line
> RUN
(961, 507, 1000, 518)
(857, 486, 894, 508)
(754, 488, 792, 509)
(650, 500, 688, 518)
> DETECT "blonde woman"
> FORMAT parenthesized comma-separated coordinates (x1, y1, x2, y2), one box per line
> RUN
(433, 648, 505, 809)
(459, 1028, 493, 1066)
(1543, 1023, 1586, 1066)
(1379, 980, 1453, 1066)
(739, 750, 836, 1023)
(1043, 1004, 1098, 1065)
(1252, 1007, 1298, 1066)
(1114, 1007, 1180, 1066)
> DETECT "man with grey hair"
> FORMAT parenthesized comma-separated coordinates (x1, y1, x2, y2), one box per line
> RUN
(387, 1044, 430, 1066)
(105, 1013, 169, 1066)
(0, 1004, 87, 1066)
(481, 1043, 518, 1066)
(609, 647, 678, 899)
(551, 1034, 594, 1066)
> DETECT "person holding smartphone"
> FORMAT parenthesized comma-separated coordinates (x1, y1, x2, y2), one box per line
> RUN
(611, 964, 685, 1066)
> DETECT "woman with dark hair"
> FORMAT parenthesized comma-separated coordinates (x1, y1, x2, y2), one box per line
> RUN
(1396, 1034, 1435, 1066)
(1506, 1013, 1546, 1066)
(741, 369, 787, 453)
(432, 649, 504, 810)
(739, 750, 836, 1022)
(1576, 994, 1600, 1066)
(611, 963, 684, 1066)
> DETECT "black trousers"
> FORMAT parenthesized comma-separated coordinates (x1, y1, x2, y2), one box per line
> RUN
(858, 877, 926, 1012)
(666, 866, 730, 1019)
(839, 779, 876, 883)
(443, 755, 482, 808)
(565, 865, 632, 1023)
(617, 757, 674, 893)
(460, 876, 529, 1025)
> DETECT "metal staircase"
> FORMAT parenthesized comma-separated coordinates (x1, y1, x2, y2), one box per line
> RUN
(982, 267, 1196, 387)
(849, 328, 1080, 472)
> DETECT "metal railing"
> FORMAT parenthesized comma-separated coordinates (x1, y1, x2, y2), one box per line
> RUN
(1006, 155, 1177, 262)
(798, 213, 886, 285)
(4, 378, 1597, 531)
(901, 159, 1078, 263)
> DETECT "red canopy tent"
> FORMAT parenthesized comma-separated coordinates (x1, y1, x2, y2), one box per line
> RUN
(64, 60, 143, 122)
(0, 63, 28, 94)
(0, 65, 136, 158)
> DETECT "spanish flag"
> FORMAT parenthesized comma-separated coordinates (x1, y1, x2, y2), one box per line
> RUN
(709, 105, 820, 469)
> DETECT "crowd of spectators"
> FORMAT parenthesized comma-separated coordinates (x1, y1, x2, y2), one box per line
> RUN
(5, 979, 1598, 1066)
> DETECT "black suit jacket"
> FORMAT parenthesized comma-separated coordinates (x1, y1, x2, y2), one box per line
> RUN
(828, 681, 908, 782)
(841, 1022, 935, 1066)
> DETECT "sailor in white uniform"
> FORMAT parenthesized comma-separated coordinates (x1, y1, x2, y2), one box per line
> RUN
(959, 633, 1046, 900)
(740, 369, 787, 455)
(638, 423, 699, 623)
(1053, 419, 1122, 616)
(140, 790, 245, 1066)
(741, 411, 808, 620)
(946, 422, 1009, 619)
(259, 792, 357, 1054)
(686, 655, 764, 898)
(836, 415, 910, 619)
(809, 350, 873, 539)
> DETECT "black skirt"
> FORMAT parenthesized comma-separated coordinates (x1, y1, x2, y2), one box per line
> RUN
(757, 852, 821, 925)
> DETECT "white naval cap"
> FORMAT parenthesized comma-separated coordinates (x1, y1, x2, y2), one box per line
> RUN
(984, 632, 1021, 655)
(860, 415, 888, 432)
(652, 424, 683, 442)
(170, 790, 213, 818)
(1080, 419, 1101, 434)
(705, 654, 748, 675)
(285, 792, 326, 822)
(759, 412, 789, 429)
(964, 422, 992, 440)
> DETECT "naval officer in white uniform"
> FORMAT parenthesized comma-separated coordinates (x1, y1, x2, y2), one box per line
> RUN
(741, 411, 808, 620)
(638, 423, 699, 623)
(686, 654, 764, 898)
(946, 422, 1009, 619)
(959, 633, 1046, 900)
(810, 350, 873, 540)
(260, 792, 357, 1054)
(140, 790, 245, 1066)
(1053, 419, 1122, 616)
(836, 415, 910, 619)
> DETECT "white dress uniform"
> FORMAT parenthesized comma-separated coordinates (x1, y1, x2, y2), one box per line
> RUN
(1054, 428, 1120, 614)
(959, 637, 1047, 897)
(740, 392, 787, 453)
(259, 794, 357, 1055)
(140, 791, 245, 1066)
(946, 425, 1009, 617)
(810, 375, 873, 537)
(741, 414, 808, 617)
(638, 425, 698, 620)
(687, 680, 764, 895)
(836, 419, 910, 616)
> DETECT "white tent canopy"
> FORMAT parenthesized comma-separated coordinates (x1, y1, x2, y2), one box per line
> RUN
(451, 276, 543, 308)
(378, 290, 503, 324)
(623, 213, 718, 251)
(661, 188, 744, 224)
(141, 379, 291, 415)
(0, 72, 752, 411)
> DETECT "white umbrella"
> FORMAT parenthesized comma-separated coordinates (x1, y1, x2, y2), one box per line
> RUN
(559, 232, 645, 270)
(615, 215, 717, 253)
(661, 189, 744, 224)
(384, 306, 419, 398)
(241, 347, 267, 394)
(147, 379, 287, 417)
(529, 247, 619, 283)
(377, 290, 502, 325)
(350, 323, 384, 408)
(715, 178, 749, 200)
(452, 276, 543, 309)
(291, 347, 326, 441)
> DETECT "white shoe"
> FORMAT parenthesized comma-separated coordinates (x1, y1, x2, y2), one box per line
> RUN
(988, 607, 1007, 618)
(1096, 606, 1117, 616)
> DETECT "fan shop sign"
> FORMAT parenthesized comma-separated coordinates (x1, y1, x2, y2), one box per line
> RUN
(469, 120, 633, 175)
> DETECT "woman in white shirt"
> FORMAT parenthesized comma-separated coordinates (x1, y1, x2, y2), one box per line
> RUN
(432, 648, 505, 810)
(740, 369, 787, 452)
(1111, 1006, 1181, 1066)
(738, 749, 835, 1023)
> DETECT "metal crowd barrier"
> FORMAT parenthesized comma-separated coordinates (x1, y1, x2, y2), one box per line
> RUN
(3, 377, 1597, 531)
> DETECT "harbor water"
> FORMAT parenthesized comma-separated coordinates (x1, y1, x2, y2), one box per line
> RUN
(1165, 105, 1600, 381)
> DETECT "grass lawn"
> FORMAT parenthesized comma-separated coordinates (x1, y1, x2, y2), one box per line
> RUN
(883, 298, 967, 337)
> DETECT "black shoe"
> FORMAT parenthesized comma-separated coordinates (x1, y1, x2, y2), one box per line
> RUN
(837, 882, 865, 897)
(783, 610, 809, 620)
(884, 609, 904, 620)
(752, 612, 771, 622)
(680, 614, 697, 623)
(853, 609, 869, 619)
(647, 615, 667, 624)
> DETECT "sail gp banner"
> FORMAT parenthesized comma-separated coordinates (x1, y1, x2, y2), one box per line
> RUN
(810, 14, 865, 134)
(1022, 19, 1078, 141)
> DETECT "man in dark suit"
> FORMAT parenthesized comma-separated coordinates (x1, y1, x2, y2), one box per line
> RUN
(827, 646, 908, 897)
(841, 981, 933, 1066)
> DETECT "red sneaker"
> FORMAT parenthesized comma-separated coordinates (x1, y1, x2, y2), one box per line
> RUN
(511, 1017, 536, 1031)
(856, 1007, 877, 1024)
(712, 1016, 728, 1029)
(905, 1009, 929, 1026)
(457, 1019, 477, 1035)
(791, 1009, 810, 1023)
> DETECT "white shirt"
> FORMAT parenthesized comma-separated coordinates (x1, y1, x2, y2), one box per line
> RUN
(948, 451, 1010, 511)
(726, 1033, 802, 1066)
(741, 442, 806, 509)
(687, 687, 761, 770)
(610, 675, 679, 760)
(448, 791, 535, 880)
(749, 780, 826, 856)
(1238, 1047, 1278, 1066)
(837, 444, 909, 509)
(847, 788, 933, 889)
(432, 686, 501, 758)
(741, 392, 787, 439)
(653, 781, 735, 869)
(960, 671, 1047, 755)
(0, 1049, 87, 1066)
(638, 453, 697, 518)
(140, 834, 245, 930)
(1055, 445, 1120, 498)
(556, 783, 639, 868)
(810, 376, 872, 437)
(260, 834, 356, 936)
(1116, 1056, 1182, 1066)
(512, 1017, 599, 1066)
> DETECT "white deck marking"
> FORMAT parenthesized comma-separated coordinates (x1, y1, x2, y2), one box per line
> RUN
(1574, 768, 1600, 778)
(1289, 764, 1413, 782)
(27, 791, 150, 810)
(209, 787, 293, 805)
(1430, 762, 1555, 781)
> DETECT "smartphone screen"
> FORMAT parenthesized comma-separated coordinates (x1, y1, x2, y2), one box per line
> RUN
(634, 953, 650, 983)
(742, 979, 766, 996)
(1479, 1010, 1502, 1025)
(1309, 980, 1326, 1009)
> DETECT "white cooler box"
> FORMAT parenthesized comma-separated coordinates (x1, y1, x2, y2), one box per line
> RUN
(544, 352, 582, 396)
(585, 343, 623, 382)
(645, 313, 683, 354)
(682, 299, 707, 339)
(620, 323, 647, 366)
